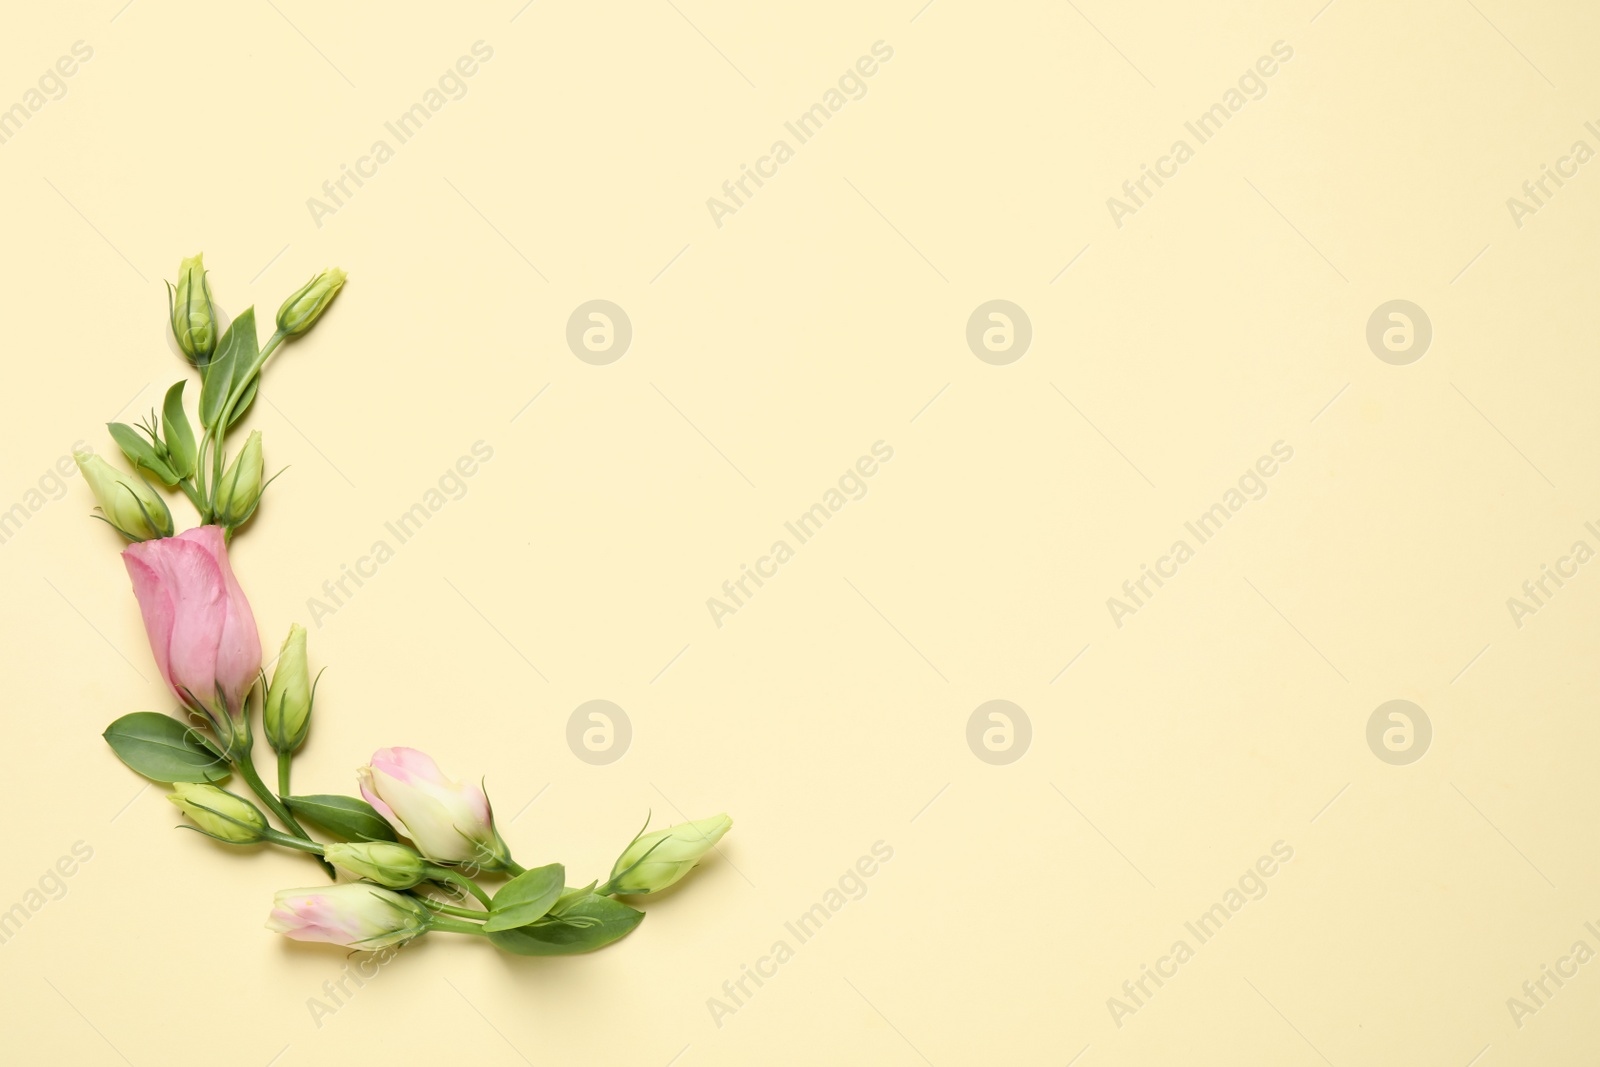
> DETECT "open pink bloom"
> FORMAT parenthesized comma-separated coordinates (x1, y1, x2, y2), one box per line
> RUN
(358, 747, 498, 864)
(266, 885, 431, 950)
(122, 525, 261, 714)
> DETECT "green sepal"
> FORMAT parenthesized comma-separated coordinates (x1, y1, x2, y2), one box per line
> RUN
(161, 381, 197, 479)
(554, 881, 597, 910)
(103, 712, 230, 783)
(107, 422, 178, 486)
(201, 307, 257, 429)
(485, 892, 643, 956)
(283, 794, 398, 841)
(483, 863, 565, 932)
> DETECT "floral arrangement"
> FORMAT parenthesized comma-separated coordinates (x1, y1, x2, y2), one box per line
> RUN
(81, 255, 731, 954)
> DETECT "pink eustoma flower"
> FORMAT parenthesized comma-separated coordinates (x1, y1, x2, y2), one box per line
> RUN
(266, 885, 431, 950)
(358, 747, 499, 865)
(122, 525, 261, 715)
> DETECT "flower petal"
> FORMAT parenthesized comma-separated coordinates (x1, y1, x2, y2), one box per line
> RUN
(123, 535, 225, 705)
(179, 526, 261, 710)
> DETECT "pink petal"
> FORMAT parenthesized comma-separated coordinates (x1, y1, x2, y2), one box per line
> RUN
(180, 526, 261, 710)
(269, 894, 362, 944)
(375, 746, 446, 786)
(123, 536, 225, 704)
(466, 783, 491, 825)
(121, 551, 175, 698)
(357, 767, 401, 826)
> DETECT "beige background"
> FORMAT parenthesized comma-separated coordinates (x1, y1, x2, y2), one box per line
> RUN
(2, 0, 1597, 1063)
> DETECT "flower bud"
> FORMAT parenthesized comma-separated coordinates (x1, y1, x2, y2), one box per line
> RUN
(168, 783, 269, 844)
(264, 623, 312, 754)
(323, 841, 429, 889)
(168, 253, 218, 366)
(266, 884, 432, 950)
(357, 747, 504, 866)
(276, 268, 346, 337)
(123, 525, 261, 721)
(214, 430, 264, 526)
(76, 449, 173, 541)
(603, 814, 732, 896)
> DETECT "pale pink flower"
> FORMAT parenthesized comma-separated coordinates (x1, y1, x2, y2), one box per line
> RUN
(357, 747, 497, 864)
(265, 885, 430, 949)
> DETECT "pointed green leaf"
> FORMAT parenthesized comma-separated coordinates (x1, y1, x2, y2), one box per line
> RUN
(284, 794, 398, 841)
(486, 893, 644, 955)
(484, 863, 565, 932)
(161, 381, 197, 479)
(107, 422, 178, 486)
(103, 712, 229, 783)
(227, 375, 259, 429)
(200, 307, 257, 429)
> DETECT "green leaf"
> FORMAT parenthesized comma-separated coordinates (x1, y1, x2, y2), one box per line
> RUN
(107, 422, 178, 486)
(553, 881, 597, 911)
(200, 307, 257, 429)
(161, 381, 197, 479)
(484, 863, 565, 932)
(284, 794, 398, 841)
(103, 712, 229, 783)
(227, 375, 259, 429)
(486, 893, 643, 956)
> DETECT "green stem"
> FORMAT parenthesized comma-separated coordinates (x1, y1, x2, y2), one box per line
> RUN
(428, 916, 490, 937)
(193, 433, 210, 521)
(198, 427, 219, 522)
(419, 897, 487, 920)
(263, 829, 325, 855)
(177, 477, 205, 516)
(219, 330, 286, 426)
(427, 866, 493, 908)
(235, 754, 298, 832)
(236, 755, 334, 878)
(207, 425, 223, 517)
(277, 750, 292, 798)
(201, 328, 287, 519)
(500, 858, 526, 877)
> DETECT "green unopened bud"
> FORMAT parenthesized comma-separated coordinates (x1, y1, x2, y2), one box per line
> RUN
(602, 814, 732, 896)
(75, 449, 173, 541)
(168, 253, 217, 366)
(265, 623, 312, 753)
(215, 430, 264, 526)
(276, 268, 346, 337)
(323, 841, 429, 889)
(168, 783, 269, 844)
